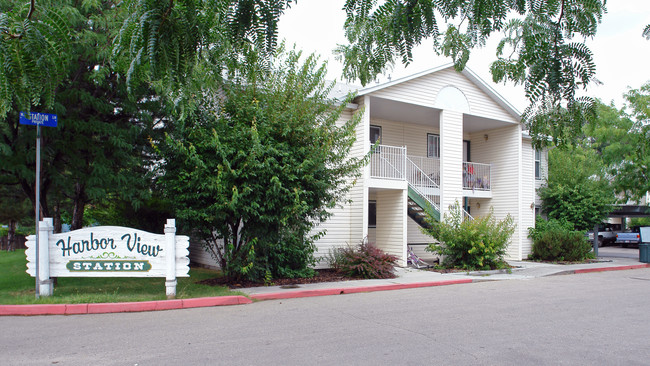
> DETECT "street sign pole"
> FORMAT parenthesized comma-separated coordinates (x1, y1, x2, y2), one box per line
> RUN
(35, 125, 41, 298)
(19, 111, 57, 299)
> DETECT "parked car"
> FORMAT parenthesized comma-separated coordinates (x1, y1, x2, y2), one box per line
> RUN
(616, 227, 641, 247)
(587, 224, 619, 247)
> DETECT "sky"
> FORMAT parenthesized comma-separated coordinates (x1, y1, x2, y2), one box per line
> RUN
(277, 1, 650, 113)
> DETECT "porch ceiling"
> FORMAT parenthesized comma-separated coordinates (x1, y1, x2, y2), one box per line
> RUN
(369, 97, 439, 127)
(368, 96, 517, 133)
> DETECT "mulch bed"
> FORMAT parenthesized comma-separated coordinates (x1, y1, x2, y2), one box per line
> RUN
(198, 269, 363, 289)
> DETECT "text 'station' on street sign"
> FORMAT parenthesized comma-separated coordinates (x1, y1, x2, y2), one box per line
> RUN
(19, 111, 58, 127)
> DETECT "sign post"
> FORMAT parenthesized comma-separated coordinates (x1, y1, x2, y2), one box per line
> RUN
(19, 111, 58, 298)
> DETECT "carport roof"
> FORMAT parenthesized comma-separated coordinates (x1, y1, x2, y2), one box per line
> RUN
(609, 205, 650, 218)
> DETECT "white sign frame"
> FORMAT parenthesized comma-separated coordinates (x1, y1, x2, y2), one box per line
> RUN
(26, 218, 190, 298)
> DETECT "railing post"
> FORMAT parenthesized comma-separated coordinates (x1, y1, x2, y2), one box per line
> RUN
(38, 218, 53, 296)
(403, 146, 407, 180)
(165, 219, 177, 299)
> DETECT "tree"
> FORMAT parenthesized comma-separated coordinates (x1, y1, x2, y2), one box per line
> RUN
(614, 82, 650, 200)
(0, 0, 71, 118)
(1, 1, 163, 231)
(336, 0, 608, 147)
(0, 182, 32, 251)
(538, 146, 615, 231)
(112, 0, 295, 96)
(160, 48, 363, 281)
(582, 88, 650, 202)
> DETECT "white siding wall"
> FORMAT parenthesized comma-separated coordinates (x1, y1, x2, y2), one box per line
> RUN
(312, 103, 367, 266)
(370, 118, 439, 156)
(376, 189, 408, 266)
(189, 240, 218, 269)
(407, 218, 433, 243)
(370, 68, 518, 123)
(469, 125, 523, 259)
(521, 138, 536, 257)
(440, 110, 464, 217)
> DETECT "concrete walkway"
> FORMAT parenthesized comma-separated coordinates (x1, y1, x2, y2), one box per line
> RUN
(240, 256, 647, 298)
(2, 256, 648, 316)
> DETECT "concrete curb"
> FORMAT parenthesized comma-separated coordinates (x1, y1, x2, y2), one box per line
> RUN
(0, 296, 252, 316)
(551, 263, 650, 276)
(2, 264, 648, 316)
(249, 279, 473, 301)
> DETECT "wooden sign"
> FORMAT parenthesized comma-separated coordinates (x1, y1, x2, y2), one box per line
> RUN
(26, 218, 189, 298)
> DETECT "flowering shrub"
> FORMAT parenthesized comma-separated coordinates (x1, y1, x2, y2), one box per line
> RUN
(423, 203, 515, 270)
(327, 240, 397, 279)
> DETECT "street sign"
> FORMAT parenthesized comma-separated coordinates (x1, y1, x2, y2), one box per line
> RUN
(19, 111, 58, 298)
(19, 111, 58, 127)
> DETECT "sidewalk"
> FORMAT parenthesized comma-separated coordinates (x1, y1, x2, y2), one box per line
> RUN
(240, 256, 648, 299)
(2, 256, 648, 316)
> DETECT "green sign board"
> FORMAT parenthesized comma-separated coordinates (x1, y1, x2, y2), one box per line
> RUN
(66, 260, 152, 272)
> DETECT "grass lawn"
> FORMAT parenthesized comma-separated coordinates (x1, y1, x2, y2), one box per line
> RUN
(0, 249, 239, 305)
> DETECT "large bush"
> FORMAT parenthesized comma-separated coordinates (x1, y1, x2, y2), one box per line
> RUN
(327, 240, 398, 279)
(422, 204, 515, 270)
(528, 217, 593, 261)
(538, 147, 615, 231)
(160, 48, 363, 281)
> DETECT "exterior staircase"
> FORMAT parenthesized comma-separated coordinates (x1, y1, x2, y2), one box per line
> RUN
(405, 158, 441, 229)
(370, 146, 473, 229)
(407, 187, 437, 229)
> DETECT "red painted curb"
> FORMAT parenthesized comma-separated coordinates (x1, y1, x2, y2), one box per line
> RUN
(0, 304, 66, 316)
(574, 263, 650, 274)
(0, 296, 252, 316)
(87, 301, 158, 314)
(182, 296, 252, 308)
(64, 304, 88, 315)
(342, 279, 473, 294)
(251, 288, 342, 301)
(249, 279, 473, 301)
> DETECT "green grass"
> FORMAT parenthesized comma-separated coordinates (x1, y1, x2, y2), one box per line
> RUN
(0, 250, 241, 305)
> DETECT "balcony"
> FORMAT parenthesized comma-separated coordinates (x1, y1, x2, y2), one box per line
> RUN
(369, 144, 491, 197)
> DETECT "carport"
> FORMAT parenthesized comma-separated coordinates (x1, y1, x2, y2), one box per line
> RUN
(594, 205, 650, 258)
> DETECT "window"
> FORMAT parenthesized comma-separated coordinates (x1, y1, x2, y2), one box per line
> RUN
(463, 140, 470, 162)
(427, 133, 440, 158)
(535, 149, 541, 179)
(368, 201, 377, 228)
(370, 125, 382, 145)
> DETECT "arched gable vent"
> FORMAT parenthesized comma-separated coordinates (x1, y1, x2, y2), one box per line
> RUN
(434, 85, 470, 113)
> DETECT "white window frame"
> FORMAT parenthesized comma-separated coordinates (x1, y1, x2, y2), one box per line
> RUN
(370, 125, 382, 145)
(427, 133, 440, 158)
(535, 149, 542, 180)
(368, 200, 377, 228)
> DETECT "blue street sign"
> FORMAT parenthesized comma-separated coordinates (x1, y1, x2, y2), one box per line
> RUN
(19, 111, 58, 127)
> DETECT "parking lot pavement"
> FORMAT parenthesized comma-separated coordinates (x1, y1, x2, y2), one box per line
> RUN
(598, 245, 640, 259)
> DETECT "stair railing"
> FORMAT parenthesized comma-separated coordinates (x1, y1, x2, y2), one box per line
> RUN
(405, 157, 440, 214)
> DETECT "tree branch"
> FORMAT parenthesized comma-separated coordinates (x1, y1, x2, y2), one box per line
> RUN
(27, 0, 36, 20)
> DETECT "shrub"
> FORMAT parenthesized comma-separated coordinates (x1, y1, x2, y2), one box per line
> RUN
(327, 240, 397, 279)
(528, 217, 593, 261)
(423, 204, 515, 270)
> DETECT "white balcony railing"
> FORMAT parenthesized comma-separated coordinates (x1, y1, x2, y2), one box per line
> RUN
(369, 145, 406, 180)
(370, 144, 491, 194)
(463, 162, 491, 191)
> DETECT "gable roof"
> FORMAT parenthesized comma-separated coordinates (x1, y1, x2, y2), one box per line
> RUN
(355, 63, 521, 121)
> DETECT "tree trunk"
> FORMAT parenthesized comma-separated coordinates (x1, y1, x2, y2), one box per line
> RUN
(7, 219, 16, 252)
(53, 201, 62, 233)
(71, 182, 86, 230)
